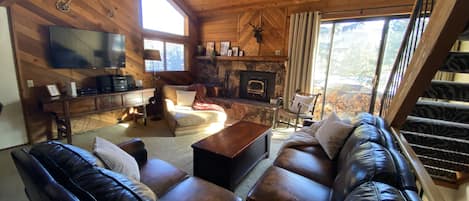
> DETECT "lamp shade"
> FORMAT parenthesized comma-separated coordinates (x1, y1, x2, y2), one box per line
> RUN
(144, 49, 161, 61)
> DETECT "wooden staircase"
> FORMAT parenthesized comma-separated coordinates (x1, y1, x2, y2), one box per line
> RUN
(379, 0, 469, 192)
(401, 46, 469, 185)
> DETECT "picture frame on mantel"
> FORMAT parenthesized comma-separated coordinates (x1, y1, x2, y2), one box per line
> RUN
(46, 84, 61, 97)
(232, 46, 239, 56)
(220, 41, 230, 56)
(206, 41, 215, 56)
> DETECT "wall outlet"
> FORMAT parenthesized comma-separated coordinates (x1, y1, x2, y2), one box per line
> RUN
(27, 80, 34, 88)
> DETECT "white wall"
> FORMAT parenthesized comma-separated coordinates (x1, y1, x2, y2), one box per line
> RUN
(0, 7, 28, 149)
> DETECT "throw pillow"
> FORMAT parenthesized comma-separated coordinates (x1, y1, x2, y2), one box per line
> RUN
(93, 137, 140, 181)
(288, 94, 315, 114)
(176, 90, 197, 106)
(316, 113, 354, 159)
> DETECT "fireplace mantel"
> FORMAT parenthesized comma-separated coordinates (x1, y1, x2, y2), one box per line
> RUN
(195, 56, 288, 62)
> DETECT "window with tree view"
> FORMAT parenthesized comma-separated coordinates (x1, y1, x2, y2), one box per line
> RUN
(144, 39, 185, 72)
(312, 17, 409, 120)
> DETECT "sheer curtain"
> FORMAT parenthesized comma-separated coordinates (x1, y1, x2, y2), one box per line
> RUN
(284, 11, 321, 106)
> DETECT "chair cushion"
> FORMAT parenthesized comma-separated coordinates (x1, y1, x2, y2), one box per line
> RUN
(176, 90, 196, 106)
(332, 142, 398, 201)
(171, 106, 227, 127)
(140, 159, 189, 197)
(316, 113, 354, 159)
(274, 148, 336, 187)
(93, 137, 140, 181)
(73, 167, 156, 201)
(288, 94, 316, 114)
(163, 85, 189, 103)
(247, 166, 330, 201)
(344, 182, 406, 201)
(160, 177, 241, 201)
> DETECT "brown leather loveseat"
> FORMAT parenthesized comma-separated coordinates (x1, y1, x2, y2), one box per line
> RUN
(247, 113, 421, 201)
(11, 138, 241, 201)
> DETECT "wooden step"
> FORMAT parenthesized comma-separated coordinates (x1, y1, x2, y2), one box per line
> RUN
(411, 144, 469, 164)
(403, 131, 469, 154)
(425, 166, 458, 183)
(440, 52, 469, 73)
(411, 101, 469, 124)
(418, 155, 469, 172)
(423, 80, 469, 102)
(402, 116, 469, 141)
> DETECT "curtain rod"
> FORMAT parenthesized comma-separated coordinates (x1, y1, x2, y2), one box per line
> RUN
(320, 4, 414, 15)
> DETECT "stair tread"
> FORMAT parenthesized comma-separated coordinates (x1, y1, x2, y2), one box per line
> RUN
(416, 100, 469, 110)
(412, 100, 469, 123)
(425, 165, 458, 182)
(402, 130, 469, 144)
(403, 131, 469, 154)
(441, 52, 469, 73)
(406, 116, 469, 129)
(411, 144, 469, 164)
(423, 80, 469, 102)
(418, 155, 469, 172)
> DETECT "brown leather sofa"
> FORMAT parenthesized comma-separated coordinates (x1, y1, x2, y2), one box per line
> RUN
(247, 113, 421, 201)
(11, 138, 241, 201)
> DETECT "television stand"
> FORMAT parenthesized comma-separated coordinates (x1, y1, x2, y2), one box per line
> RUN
(41, 88, 155, 144)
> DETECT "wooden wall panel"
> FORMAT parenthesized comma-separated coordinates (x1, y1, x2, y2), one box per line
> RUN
(238, 11, 261, 56)
(198, 0, 414, 57)
(7, 0, 196, 143)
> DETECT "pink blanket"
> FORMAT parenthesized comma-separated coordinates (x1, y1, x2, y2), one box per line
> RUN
(187, 84, 225, 112)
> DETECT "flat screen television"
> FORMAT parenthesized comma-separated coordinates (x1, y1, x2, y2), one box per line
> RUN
(49, 26, 126, 68)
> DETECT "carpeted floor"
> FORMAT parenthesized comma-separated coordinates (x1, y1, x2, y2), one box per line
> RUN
(0, 120, 294, 201)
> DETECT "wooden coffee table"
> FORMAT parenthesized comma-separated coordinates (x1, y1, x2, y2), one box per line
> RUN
(191, 121, 271, 191)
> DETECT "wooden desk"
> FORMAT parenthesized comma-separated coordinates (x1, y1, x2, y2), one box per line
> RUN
(41, 88, 155, 144)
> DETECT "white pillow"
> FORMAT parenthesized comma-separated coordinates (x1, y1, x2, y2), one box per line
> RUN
(93, 137, 140, 181)
(176, 90, 196, 106)
(288, 94, 315, 114)
(316, 113, 354, 160)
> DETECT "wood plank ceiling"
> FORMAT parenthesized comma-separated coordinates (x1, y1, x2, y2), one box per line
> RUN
(181, 0, 320, 17)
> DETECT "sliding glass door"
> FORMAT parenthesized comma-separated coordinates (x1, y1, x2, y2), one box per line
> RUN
(312, 17, 409, 119)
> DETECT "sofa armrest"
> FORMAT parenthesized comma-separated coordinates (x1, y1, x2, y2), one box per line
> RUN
(118, 138, 148, 166)
(164, 99, 175, 112)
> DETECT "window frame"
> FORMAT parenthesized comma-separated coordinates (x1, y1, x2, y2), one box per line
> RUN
(139, 0, 190, 72)
(144, 39, 185, 72)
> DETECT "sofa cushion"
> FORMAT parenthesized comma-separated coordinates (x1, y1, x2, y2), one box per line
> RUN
(140, 159, 189, 197)
(160, 177, 241, 201)
(351, 112, 377, 126)
(176, 90, 196, 106)
(93, 137, 140, 181)
(344, 182, 406, 201)
(29, 141, 100, 201)
(247, 166, 330, 201)
(316, 113, 354, 159)
(331, 142, 398, 201)
(163, 85, 188, 103)
(274, 147, 336, 187)
(73, 167, 156, 201)
(337, 124, 387, 169)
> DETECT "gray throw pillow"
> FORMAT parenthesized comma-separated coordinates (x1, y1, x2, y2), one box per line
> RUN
(316, 113, 354, 160)
(93, 137, 140, 181)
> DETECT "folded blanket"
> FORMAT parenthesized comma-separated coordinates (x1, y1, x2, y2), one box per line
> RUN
(192, 102, 225, 112)
(279, 120, 324, 152)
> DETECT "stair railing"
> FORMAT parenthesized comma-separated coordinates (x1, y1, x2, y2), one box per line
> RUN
(379, 0, 433, 117)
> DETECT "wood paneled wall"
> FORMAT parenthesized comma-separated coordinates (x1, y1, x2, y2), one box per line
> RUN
(7, 0, 195, 143)
(199, 0, 414, 57)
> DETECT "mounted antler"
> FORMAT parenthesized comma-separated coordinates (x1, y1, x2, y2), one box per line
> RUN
(249, 22, 264, 43)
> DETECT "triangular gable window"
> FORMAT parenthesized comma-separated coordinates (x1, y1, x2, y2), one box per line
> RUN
(141, 0, 186, 36)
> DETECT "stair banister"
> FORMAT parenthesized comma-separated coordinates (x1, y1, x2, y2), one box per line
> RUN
(384, 0, 469, 128)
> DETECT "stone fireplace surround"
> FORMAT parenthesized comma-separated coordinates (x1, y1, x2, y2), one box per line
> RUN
(193, 60, 286, 125)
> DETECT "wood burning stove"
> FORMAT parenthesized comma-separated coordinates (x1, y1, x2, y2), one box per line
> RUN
(239, 71, 275, 102)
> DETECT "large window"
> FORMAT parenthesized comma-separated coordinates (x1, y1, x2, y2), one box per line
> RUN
(312, 17, 409, 119)
(141, 0, 185, 36)
(144, 39, 185, 72)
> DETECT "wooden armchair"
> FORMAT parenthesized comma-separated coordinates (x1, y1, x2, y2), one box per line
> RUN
(274, 92, 321, 131)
